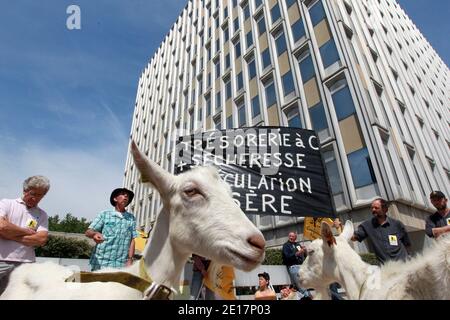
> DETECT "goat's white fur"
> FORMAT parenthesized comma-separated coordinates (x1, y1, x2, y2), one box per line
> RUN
(1, 141, 265, 299)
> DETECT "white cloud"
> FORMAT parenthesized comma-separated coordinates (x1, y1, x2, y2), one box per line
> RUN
(0, 141, 128, 222)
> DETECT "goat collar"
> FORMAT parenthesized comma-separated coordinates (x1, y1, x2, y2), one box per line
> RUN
(65, 259, 173, 300)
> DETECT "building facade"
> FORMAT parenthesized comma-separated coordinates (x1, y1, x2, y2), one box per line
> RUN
(123, 0, 449, 252)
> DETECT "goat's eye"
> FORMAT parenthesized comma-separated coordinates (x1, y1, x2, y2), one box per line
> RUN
(184, 188, 200, 197)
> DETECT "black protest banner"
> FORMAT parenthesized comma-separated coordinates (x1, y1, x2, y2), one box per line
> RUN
(175, 127, 335, 218)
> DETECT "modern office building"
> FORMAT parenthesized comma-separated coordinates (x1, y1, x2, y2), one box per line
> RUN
(123, 0, 449, 252)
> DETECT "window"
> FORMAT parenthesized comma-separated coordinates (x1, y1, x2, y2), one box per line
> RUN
(198, 79, 203, 95)
(225, 53, 231, 69)
(286, 107, 302, 127)
(252, 96, 261, 117)
(236, 72, 244, 91)
(224, 27, 230, 42)
(216, 91, 221, 110)
(244, 4, 250, 20)
(282, 71, 295, 96)
(255, 0, 263, 9)
(207, 71, 211, 87)
(347, 147, 377, 188)
(309, 102, 328, 131)
(227, 115, 234, 129)
(299, 54, 315, 82)
(271, 3, 281, 23)
(206, 95, 212, 116)
(261, 48, 272, 69)
(275, 30, 287, 56)
(233, 17, 239, 33)
(265, 81, 277, 107)
(216, 38, 220, 53)
(215, 118, 221, 130)
(291, 19, 305, 42)
(257, 15, 266, 36)
(207, 46, 212, 61)
(383, 140, 400, 186)
(285, 0, 297, 8)
(215, 16, 220, 28)
(331, 85, 356, 120)
(309, 0, 326, 26)
(322, 149, 343, 194)
(225, 79, 232, 100)
(215, 60, 221, 79)
(189, 110, 195, 131)
(248, 59, 257, 80)
(246, 31, 254, 48)
(319, 39, 340, 68)
(198, 106, 203, 122)
(238, 103, 246, 126)
(235, 41, 242, 58)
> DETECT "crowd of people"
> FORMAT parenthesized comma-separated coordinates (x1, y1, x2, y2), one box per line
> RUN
(0, 174, 449, 299)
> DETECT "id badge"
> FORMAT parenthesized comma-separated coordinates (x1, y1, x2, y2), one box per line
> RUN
(388, 235, 398, 246)
(446, 218, 450, 226)
(26, 218, 38, 230)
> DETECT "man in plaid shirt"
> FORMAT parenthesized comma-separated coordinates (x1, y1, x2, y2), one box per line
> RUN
(85, 188, 138, 271)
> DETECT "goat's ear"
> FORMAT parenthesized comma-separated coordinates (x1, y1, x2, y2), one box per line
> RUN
(340, 220, 354, 242)
(321, 221, 336, 247)
(130, 140, 175, 196)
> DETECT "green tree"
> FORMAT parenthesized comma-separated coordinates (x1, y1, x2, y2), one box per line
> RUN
(48, 213, 91, 234)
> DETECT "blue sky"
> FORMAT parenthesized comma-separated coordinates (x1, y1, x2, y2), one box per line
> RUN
(398, 0, 450, 66)
(0, 0, 448, 221)
(0, 1, 186, 220)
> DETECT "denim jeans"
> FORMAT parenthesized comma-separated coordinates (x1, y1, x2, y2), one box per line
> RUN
(288, 265, 310, 298)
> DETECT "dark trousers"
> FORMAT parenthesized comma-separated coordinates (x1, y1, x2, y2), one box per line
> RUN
(329, 282, 344, 300)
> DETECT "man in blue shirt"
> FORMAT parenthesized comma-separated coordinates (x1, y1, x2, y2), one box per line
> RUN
(352, 198, 411, 264)
(85, 188, 138, 271)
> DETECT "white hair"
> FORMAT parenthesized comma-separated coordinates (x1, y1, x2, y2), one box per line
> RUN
(23, 175, 50, 192)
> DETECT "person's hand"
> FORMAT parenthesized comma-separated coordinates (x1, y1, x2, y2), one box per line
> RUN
(93, 233, 104, 244)
(23, 227, 36, 235)
(126, 258, 133, 267)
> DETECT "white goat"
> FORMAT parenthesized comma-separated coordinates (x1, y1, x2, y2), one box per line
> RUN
(1, 141, 265, 299)
(298, 221, 450, 300)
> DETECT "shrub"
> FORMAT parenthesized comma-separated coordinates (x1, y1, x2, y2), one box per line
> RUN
(262, 248, 283, 265)
(359, 252, 379, 266)
(262, 248, 380, 266)
(35, 235, 93, 259)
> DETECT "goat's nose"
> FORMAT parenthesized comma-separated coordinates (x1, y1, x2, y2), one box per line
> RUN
(248, 234, 265, 251)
